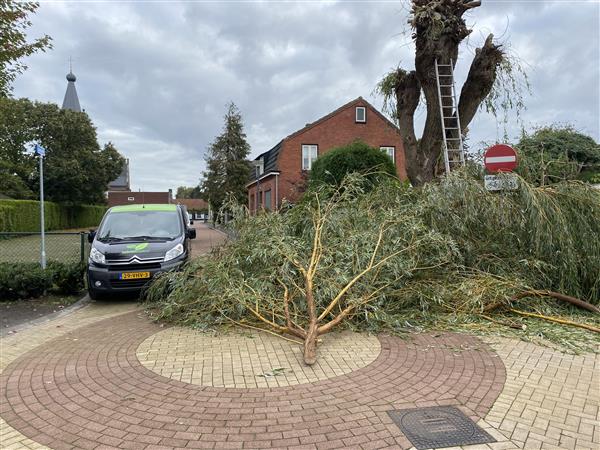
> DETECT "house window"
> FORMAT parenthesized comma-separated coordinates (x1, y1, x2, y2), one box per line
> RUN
(264, 190, 272, 210)
(253, 158, 264, 178)
(302, 145, 318, 170)
(356, 106, 366, 123)
(380, 146, 395, 164)
(127, 196, 135, 201)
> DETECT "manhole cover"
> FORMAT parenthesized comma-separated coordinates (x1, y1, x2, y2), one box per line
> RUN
(387, 406, 495, 449)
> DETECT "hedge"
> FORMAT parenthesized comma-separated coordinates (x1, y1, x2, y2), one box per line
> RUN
(309, 140, 397, 188)
(0, 200, 106, 232)
(0, 261, 85, 300)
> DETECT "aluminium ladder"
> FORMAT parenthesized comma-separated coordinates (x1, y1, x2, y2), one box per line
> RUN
(434, 58, 466, 174)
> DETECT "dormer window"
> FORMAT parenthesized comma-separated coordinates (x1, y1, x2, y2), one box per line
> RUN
(355, 106, 366, 123)
(253, 158, 264, 177)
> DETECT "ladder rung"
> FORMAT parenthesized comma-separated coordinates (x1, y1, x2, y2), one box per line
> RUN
(444, 127, 459, 130)
(441, 95, 454, 98)
(439, 84, 453, 87)
(437, 64, 452, 67)
(446, 138, 461, 140)
(438, 74, 453, 76)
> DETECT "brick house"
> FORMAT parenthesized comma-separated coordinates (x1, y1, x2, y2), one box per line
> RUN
(107, 190, 173, 207)
(247, 97, 406, 212)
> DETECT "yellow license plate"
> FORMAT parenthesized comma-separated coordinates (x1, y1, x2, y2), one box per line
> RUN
(120, 272, 150, 280)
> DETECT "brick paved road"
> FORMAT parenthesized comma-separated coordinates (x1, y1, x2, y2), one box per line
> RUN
(190, 223, 227, 256)
(1, 311, 504, 449)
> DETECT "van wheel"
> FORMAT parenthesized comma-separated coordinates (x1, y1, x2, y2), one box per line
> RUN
(88, 287, 103, 300)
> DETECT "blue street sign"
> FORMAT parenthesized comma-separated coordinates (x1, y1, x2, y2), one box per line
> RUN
(34, 144, 46, 156)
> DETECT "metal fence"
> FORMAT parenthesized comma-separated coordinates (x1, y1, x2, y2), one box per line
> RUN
(0, 232, 90, 265)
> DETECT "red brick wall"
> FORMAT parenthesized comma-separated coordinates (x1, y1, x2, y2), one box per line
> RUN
(276, 99, 406, 205)
(108, 191, 171, 207)
(247, 175, 278, 212)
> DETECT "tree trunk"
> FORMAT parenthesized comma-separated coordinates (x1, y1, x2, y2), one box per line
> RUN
(303, 322, 318, 365)
(393, 0, 504, 185)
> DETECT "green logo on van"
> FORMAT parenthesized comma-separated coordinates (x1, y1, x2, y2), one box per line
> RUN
(123, 243, 150, 254)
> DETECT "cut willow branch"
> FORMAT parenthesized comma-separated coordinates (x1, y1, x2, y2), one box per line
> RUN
(509, 309, 600, 334)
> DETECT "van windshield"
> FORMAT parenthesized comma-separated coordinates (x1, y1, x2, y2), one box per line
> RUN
(98, 210, 181, 241)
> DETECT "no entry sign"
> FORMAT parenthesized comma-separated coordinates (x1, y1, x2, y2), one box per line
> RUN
(484, 144, 518, 173)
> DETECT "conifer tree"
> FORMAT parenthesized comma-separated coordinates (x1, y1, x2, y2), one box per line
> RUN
(201, 103, 251, 218)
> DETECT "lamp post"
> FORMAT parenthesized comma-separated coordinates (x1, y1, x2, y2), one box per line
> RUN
(34, 144, 47, 269)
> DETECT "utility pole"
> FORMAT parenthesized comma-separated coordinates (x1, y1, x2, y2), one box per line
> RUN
(35, 144, 47, 269)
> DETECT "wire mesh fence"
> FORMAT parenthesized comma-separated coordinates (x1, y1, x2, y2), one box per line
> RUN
(0, 232, 90, 265)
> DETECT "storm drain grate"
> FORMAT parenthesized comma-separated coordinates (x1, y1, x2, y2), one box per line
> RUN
(387, 406, 495, 449)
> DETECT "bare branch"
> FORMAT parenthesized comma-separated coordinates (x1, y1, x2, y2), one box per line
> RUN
(458, 33, 504, 129)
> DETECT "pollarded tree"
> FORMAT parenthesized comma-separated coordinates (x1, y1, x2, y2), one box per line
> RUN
(378, 0, 526, 186)
(201, 102, 251, 216)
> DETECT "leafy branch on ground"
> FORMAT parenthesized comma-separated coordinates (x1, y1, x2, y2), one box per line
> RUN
(144, 172, 600, 361)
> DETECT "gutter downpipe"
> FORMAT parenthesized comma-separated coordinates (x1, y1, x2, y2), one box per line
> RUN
(275, 173, 279, 210)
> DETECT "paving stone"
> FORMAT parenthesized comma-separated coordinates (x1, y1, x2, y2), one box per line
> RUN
(1, 285, 598, 450)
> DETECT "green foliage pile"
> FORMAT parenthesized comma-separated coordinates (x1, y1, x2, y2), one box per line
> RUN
(145, 172, 600, 350)
(0, 261, 85, 300)
(516, 126, 600, 185)
(309, 140, 397, 188)
(0, 199, 105, 232)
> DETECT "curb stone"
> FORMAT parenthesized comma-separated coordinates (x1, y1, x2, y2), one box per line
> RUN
(1, 292, 91, 337)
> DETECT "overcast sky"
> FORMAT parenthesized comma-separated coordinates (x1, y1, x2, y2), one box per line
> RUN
(13, 0, 600, 192)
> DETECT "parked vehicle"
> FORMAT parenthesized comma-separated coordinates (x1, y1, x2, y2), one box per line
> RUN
(86, 204, 196, 299)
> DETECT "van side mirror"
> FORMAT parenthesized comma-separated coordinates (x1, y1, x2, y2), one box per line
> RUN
(187, 228, 196, 239)
(88, 230, 96, 243)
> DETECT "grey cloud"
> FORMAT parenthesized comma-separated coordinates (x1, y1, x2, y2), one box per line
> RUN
(12, 0, 599, 192)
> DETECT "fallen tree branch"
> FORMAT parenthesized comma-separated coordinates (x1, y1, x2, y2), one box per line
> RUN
(480, 314, 525, 330)
(509, 309, 600, 333)
(513, 290, 600, 314)
(221, 315, 304, 345)
(484, 289, 600, 314)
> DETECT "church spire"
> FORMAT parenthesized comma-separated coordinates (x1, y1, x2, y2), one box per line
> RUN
(62, 58, 81, 112)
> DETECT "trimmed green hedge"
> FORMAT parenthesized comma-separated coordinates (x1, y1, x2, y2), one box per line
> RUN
(0, 200, 106, 232)
(0, 262, 85, 300)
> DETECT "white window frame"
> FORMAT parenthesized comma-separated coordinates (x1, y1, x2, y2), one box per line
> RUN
(355, 106, 366, 123)
(302, 144, 318, 171)
(380, 146, 395, 164)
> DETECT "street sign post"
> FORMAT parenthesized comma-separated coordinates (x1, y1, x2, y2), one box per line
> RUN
(484, 144, 519, 192)
(34, 144, 47, 269)
(484, 174, 518, 191)
(484, 144, 518, 173)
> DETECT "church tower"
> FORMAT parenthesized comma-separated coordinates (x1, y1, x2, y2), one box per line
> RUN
(62, 70, 81, 112)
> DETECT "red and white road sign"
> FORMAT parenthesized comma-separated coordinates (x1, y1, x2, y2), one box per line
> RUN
(484, 144, 518, 173)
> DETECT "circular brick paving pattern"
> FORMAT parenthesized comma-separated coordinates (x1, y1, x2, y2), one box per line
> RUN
(0, 311, 506, 449)
(137, 327, 381, 388)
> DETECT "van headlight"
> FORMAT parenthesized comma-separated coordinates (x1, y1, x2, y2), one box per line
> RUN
(90, 247, 106, 265)
(164, 243, 184, 262)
